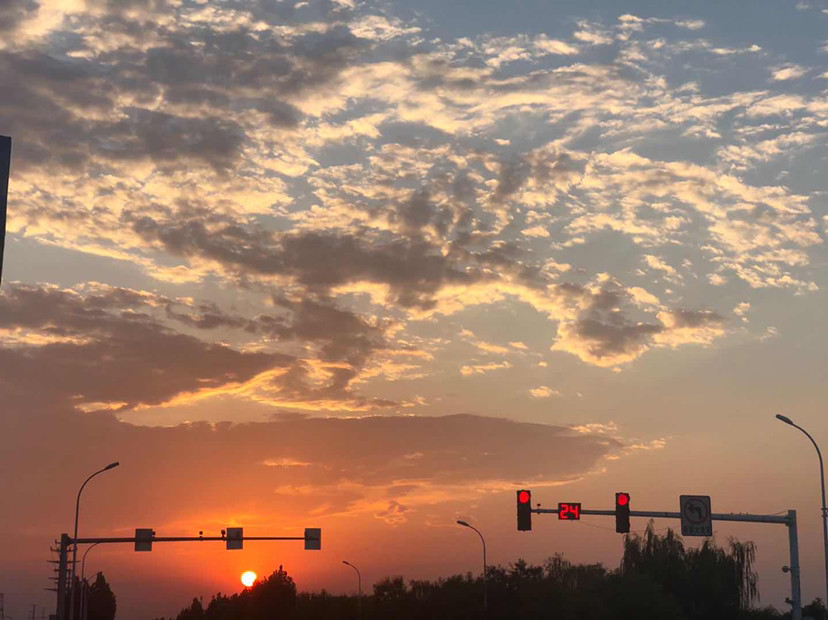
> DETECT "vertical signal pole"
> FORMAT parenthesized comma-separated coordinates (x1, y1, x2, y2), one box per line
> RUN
(787, 510, 802, 620)
(56, 534, 70, 620)
(0, 135, 10, 283)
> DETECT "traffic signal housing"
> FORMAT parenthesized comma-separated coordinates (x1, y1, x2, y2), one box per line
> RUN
(615, 492, 630, 533)
(517, 489, 532, 531)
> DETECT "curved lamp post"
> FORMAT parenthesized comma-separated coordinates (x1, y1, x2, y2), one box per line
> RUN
(80, 542, 101, 620)
(457, 520, 487, 617)
(776, 414, 828, 604)
(342, 560, 362, 620)
(69, 462, 119, 620)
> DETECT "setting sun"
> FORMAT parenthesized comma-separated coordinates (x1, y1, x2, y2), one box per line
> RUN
(240, 571, 257, 587)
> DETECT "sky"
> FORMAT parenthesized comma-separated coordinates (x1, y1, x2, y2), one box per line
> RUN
(0, 0, 827, 618)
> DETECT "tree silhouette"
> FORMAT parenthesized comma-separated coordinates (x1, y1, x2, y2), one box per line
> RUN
(175, 598, 204, 620)
(62, 572, 116, 620)
(160, 535, 786, 620)
(620, 522, 760, 620)
(86, 571, 116, 620)
(802, 598, 827, 620)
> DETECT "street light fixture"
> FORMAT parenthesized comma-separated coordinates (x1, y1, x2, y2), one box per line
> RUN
(457, 520, 487, 617)
(776, 414, 828, 604)
(69, 462, 119, 620)
(342, 560, 362, 620)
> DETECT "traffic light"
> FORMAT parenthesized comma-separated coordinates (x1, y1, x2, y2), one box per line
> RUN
(517, 489, 532, 531)
(615, 492, 630, 533)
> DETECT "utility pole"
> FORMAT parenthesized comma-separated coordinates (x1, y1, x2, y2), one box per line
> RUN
(56, 535, 70, 620)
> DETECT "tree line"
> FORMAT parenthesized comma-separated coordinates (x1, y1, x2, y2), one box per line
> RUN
(62, 572, 117, 620)
(144, 524, 824, 619)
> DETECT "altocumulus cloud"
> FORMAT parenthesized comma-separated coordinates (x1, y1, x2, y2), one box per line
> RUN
(0, 283, 393, 413)
(1, 0, 824, 386)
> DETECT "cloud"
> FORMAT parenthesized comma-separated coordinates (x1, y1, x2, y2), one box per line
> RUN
(529, 386, 562, 398)
(550, 282, 662, 367)
(348, 15, 420, 42)
(533, 35, 579, 56)
(129, 218, 484, 310)
(0, 0, 38, 36)
(0, 283, 291, 412)
(0, 411, 623, 532)
(374, 500, 409, 524)
(460, 361, 512, 376)
(770, 65, 807, 81)
(654, 309, 726, 347)
(573, 22, 614, 46)
(270, 296, 388, 366)
(0, 283, 400, 415)
(550, 281, 731, 367)
(459, 329, 511, 355)
(643, 255, 682, 283)
(108, 108, 246, 170)
(675, 19, 705, 30)
(171, 413, 623, 490)
(554, 314, 663, 367)
(1, 0, 821, 384)
(491, 149, 586, 206)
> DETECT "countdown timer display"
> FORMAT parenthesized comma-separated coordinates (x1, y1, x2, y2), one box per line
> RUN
(557, 502, 581, 520)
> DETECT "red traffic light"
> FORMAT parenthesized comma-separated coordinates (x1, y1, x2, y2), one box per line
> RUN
(517, 490, 532, 531)
(615, 492, 630, 534)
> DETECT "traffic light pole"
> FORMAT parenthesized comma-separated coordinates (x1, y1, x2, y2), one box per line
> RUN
(55, 532, 318, 620)
(534, 507, 794, 523)
(532, 506, 801, 620)
(72, 535, 308, 544)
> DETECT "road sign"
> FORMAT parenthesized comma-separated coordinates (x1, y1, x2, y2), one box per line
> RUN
(304, 528, 321, 550)
(226, 527, 243, 550)
(680, 495, 712, 536)
(134, 528, 154, 551)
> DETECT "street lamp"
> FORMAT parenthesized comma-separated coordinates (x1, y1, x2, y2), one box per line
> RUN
(457, 520, 487, 617)
(342, 560, 362, 620)
(776, 414, 828, 604)
(80, 542, 101, 620)
(69, 462, 119, 620)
